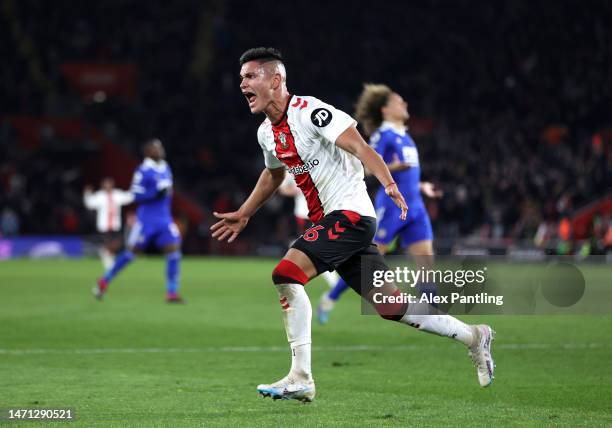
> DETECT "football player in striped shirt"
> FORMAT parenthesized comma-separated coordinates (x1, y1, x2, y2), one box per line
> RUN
(83, 177, 133, 269)
(211, 48, 495, 402)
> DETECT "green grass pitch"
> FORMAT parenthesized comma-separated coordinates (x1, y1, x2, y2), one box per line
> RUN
(1, 258, 611, 427)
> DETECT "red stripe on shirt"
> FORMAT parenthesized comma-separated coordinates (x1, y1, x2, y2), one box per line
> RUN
(272, 116, 324, 223)
(107, 191, 115, 231)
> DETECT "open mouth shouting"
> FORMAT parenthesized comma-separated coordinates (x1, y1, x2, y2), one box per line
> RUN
(243, 91, 257, 108)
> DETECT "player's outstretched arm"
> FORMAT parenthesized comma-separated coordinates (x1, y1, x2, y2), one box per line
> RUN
(363, 153, 410, 177)
(420, 181, 443, 198)
(336, 126, 408, 220)
(388, 153, 411, 172)
(83, 186, 96, 209)
(211, 167, 285, 243)
(117, 190, 135, 205)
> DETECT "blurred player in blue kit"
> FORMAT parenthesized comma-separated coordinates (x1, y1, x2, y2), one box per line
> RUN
(318, 84, 442, 323)
(93, 139, 184, 303)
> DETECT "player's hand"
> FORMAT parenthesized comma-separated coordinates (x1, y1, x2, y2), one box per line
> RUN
(210, 211, 249, 243)
(388, 154, 410, 172)
(420, 181, 443, 198)
(84, 185, 94, 194)
(385, 183, 408, 221)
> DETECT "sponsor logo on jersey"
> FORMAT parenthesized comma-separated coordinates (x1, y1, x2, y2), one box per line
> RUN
(288, 159, 320, 175)
(402, 146, 420, 166)
(311, 108, 332, 127)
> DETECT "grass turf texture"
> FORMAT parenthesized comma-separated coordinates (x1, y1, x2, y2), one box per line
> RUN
(1, 258, 611, 427)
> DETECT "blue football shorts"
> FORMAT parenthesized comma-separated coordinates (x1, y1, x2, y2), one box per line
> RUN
(127, 220, 181, 250)
(374, 203, 433, 247)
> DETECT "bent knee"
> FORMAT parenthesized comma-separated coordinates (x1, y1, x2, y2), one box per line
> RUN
(373, 288, 408, 322)
(272, 259, 309, 285)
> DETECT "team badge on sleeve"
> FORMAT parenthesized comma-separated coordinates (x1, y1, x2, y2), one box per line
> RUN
(311, 108, 332, 127)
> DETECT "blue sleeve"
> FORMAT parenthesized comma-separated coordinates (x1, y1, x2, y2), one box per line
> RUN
(131, 168, 158, 203)
(370, 131, 393, 162)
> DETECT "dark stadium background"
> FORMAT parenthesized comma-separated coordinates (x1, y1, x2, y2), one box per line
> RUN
(1, 0, 611, 258)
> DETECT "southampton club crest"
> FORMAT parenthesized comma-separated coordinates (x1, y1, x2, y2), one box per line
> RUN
(278, 132, 288, 149)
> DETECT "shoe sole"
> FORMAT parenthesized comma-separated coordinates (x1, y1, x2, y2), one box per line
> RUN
(481, 326, 496, 388)
(257, 387, 314, 403)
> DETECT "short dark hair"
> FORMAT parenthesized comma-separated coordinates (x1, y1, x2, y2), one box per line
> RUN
(239, 47, 283, 66)
(143, 138, 162, 151)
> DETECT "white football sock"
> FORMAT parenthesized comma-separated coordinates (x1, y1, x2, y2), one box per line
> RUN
(98, 248, 115, 270)
(290, 343, 312, 379)
(320, 270, 339, 288)
(400, 301, 475, 347)
(319, 292, 335, 311)
(275, 283, 312, 379)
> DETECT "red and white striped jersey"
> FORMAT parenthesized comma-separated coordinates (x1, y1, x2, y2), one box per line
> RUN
(84, 189, 133, 232)
(258, 95, 376, 223)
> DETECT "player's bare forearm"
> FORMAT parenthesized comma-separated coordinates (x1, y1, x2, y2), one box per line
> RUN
(336, 126, 408, 220)
(336, 126, 394, 187)
(238, 167, 285, 218)
(360, 146, 395, 185)
(420, 181, 443, 198)
(388, 161, 411, 172)
(364, 156, 409, 176)
(211, 167, 285, 243)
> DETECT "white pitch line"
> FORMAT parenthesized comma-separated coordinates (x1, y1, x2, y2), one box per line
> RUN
(0, 343, 606, 355)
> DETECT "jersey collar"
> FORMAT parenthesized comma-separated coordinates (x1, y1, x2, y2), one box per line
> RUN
(143, 157, 168, 172)
(380, 121, 406, 136)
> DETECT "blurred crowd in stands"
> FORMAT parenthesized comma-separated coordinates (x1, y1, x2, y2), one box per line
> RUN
(1, 0, 611, 254)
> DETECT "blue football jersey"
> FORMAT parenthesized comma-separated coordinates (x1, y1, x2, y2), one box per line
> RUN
(130, 158, 173, 224)
(370, 122, 423, 209)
